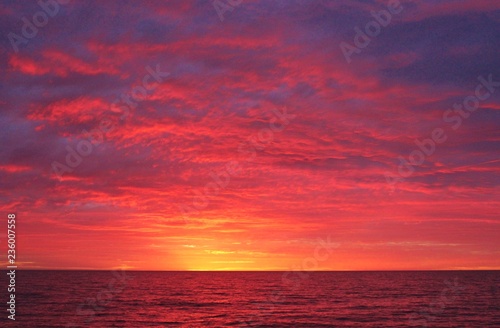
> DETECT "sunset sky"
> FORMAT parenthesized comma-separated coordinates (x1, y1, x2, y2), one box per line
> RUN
(1, 0, 499, 271)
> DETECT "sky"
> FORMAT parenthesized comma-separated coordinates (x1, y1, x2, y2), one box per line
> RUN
(0, 0, 499, 271)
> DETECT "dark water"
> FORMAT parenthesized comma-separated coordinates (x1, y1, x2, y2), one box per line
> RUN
(2, 271, 499, 327)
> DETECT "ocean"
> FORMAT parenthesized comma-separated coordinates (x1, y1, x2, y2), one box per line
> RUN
(4, 270, 499, 327)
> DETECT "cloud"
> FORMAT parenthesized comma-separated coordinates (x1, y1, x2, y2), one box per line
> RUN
(0, 0, 498, 270)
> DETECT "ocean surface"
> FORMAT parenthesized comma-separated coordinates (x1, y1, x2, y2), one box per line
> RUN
(3, 271, 499, 327)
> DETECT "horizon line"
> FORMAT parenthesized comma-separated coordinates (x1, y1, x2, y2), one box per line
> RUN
(3, 269, 499, 272)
